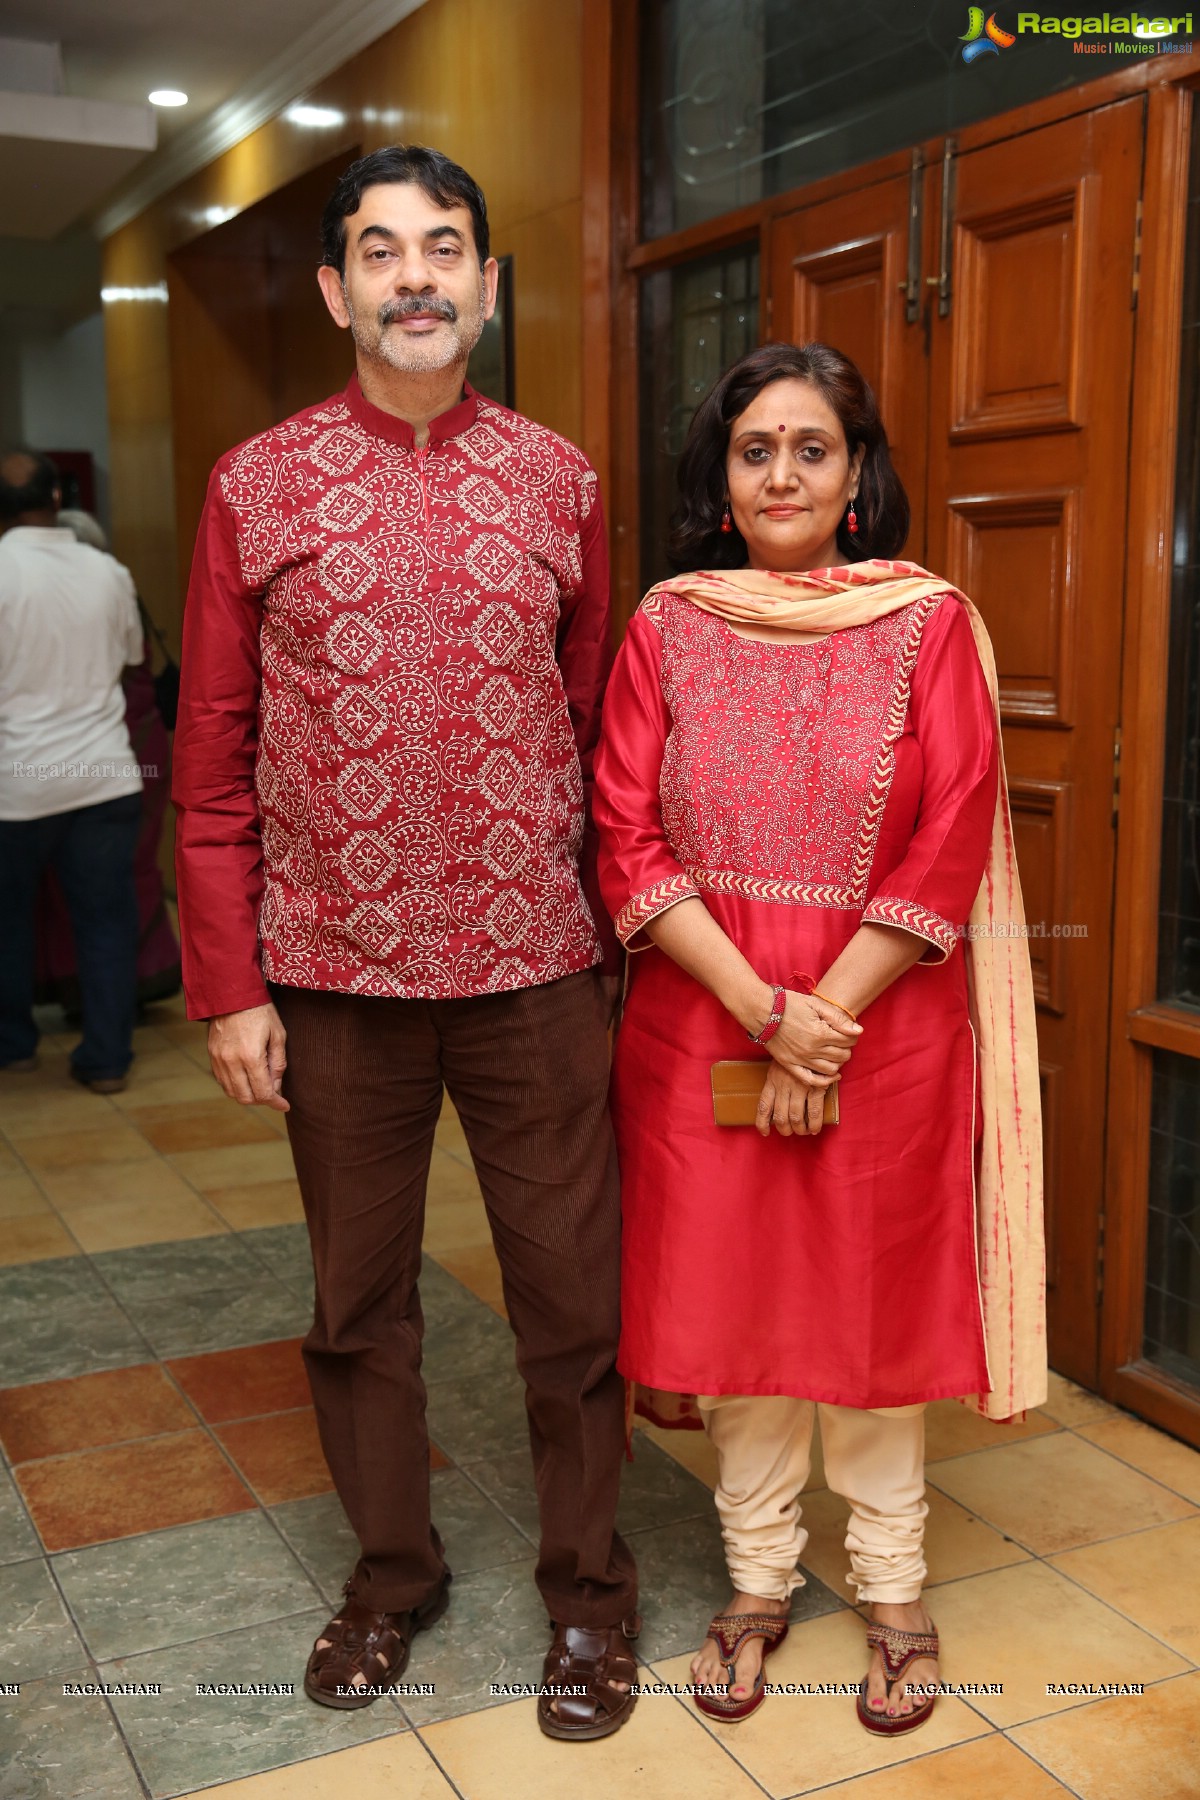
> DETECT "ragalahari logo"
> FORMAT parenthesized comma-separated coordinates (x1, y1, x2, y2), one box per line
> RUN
(960, 7, 1017, 58)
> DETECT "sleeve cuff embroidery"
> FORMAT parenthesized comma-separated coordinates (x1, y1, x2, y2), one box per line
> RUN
(614, 873, 699, 949)
(862, 894, 959, 962)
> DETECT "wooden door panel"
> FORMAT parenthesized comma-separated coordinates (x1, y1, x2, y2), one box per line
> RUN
(769, 174, 932, 566)
(929, 99, 1144, 1383)
(946, 489, 1079, 728)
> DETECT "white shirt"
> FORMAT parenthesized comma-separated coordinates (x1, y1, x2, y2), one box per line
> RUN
(0, 525, 145, 820)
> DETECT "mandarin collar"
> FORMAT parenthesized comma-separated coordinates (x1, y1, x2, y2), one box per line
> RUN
(344, 373, 479, 449)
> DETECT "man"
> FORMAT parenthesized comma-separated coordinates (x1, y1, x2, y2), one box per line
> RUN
(0, 451, 144, 1093)
(173, 145, 638, 1739)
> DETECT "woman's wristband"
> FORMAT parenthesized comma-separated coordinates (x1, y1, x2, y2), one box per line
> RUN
(811, 987, 858, 1024)
(747, 985, 787, 1045)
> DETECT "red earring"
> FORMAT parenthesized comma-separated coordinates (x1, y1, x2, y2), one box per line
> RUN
(720, 503, 733, 534)
(847, 497, 858, 536)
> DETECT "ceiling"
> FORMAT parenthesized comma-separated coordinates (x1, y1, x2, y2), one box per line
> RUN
(0, 0, 424, 242)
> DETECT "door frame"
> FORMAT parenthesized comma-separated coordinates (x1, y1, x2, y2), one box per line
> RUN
(585, 6, 1200, 1437)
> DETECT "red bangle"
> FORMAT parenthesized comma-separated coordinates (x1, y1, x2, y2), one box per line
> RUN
(748, 985, 786, 1045)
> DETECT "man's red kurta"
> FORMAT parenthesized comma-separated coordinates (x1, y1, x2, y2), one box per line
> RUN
(594, 589, 999, 1409)
(173, 377, 618, 1019)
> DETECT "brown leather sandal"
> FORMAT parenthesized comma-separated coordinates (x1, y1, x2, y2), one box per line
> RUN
(856, 1618, 940, 1735)
(537, 1614, 642, 1740)
(693, 1611, 789, 1721)
(304, 1572, 452, 1710)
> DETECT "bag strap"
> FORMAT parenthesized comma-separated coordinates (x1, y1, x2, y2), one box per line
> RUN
(136, 595, 177, 667)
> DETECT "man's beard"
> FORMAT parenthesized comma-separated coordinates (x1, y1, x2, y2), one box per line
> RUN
(344, 286, 486, 373)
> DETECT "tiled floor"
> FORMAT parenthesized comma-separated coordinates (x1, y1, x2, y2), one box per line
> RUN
(2, 999, 1199, 1798)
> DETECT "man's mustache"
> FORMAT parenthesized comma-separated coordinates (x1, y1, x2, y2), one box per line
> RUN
(378, 295, 458, 326)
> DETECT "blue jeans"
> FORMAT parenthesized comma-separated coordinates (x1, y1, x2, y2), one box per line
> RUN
(0, 793, 142, 1079)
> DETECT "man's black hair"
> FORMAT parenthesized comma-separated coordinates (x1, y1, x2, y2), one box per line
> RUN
(320, 145, 489, 275)
(0, 449, 59, 523)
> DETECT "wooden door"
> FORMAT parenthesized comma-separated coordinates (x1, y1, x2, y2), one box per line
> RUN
(769, 162, 935, 565)
(926, 100, 1144, 1384)
(769, 101, 1144, 1385)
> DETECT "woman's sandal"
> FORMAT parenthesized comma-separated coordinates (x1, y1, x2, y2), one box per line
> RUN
(855, 1618, 940, 1735)
(304, 1572, 452, 1709)
(693, 1611, 789, 1722)
(537, 1615, 642, 1740)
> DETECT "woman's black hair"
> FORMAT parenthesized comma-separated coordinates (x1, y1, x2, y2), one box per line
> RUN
(668, 341, 910, 571)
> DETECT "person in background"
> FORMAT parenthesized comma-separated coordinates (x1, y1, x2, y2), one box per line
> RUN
(36, 510, 182, 1013)
(0, 450, 144, 1093)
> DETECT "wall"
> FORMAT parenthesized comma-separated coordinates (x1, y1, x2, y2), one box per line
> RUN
(0, 310, 111, 529)
(101, 0, 585, 650)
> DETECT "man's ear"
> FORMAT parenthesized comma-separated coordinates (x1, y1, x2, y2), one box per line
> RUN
(480, 256, 500, 324)
(317, 264, 352, 329)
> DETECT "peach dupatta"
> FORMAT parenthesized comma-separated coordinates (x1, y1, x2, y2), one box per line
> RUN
(640, 558, 1046, 1421)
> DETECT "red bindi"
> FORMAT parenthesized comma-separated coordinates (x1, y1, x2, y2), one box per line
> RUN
(778, 424, 786, 432)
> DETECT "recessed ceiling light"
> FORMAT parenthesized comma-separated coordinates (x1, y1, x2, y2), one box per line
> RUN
(286, 104, 344, 128)
(149, 89, 188, 107)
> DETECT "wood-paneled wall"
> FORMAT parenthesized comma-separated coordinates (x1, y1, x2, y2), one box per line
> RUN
(102, 0, 586, 649)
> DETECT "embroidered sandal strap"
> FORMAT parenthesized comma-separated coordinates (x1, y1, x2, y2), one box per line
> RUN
(865, 1620, 940, 1684)
(708, 1611, 790, 1668)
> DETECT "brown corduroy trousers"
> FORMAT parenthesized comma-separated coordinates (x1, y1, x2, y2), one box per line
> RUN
(272, 970, 637, 1627)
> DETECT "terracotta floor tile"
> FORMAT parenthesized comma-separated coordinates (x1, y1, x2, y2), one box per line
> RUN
(123, 1099, 282, 1154)
(924, 1399, 1059, 1461)
(1076, 1414, 1200, 1505)
(1039, 1369, 1119, 1427)
(66, 1192, 229, 1253)
(189, 1733, 461, 1798)
(921, 1559, 1188, 1728)
(9, 1123, 157, 1172)
(0, 1213, 79, 1265)
(0, 1363, 196, 1460)
(0, 1173, 52, 1219)
(205, 1179, 306, 1230)
(1050, 1515, 1200, 1661)
(15, 1429, 255, 1550)
(429, 1442, 450, 1471)
(435, 1245, 508, 1318)
(929, 1432, 1196, 1554)
(166, 1140, 297, 1193)
(216, 1408, 334, 1504)
(1012, 1671, 1200, 1800)
(43, 1157, 209, 1213)
(110, 1073, 225, 1110)
(811, 1734, 1070, 1799)
(168, 1338, 311, 1423)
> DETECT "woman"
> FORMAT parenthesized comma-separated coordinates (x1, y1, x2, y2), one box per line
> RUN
(593, 342, 1044, 1733)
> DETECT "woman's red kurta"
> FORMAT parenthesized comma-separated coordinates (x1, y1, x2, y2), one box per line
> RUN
(594, 588, 999, 1409)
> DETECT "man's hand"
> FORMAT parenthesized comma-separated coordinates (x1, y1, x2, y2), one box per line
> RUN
(207, 1003, 289, 1111)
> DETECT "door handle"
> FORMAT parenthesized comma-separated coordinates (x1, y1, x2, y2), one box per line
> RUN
(936, 137, 957, 318)
(904, 147, 923, 324)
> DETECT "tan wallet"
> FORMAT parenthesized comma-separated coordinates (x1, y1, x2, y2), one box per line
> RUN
(710, 1060, 840, 1127)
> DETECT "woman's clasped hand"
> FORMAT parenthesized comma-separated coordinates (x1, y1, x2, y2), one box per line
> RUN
(756, 991, 862, 1138)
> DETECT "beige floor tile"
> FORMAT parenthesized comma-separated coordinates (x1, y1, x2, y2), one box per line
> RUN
(0, 1140, 21, 1176)
(435, 1243, 508, 1318)
(166, 1138, 297, 1192)
(65, 1191, 229, 1254)
(651, 1610, 989, 1797)
(920, 1560, 1188, 1728)
(36, 1157, 202, 1213)
(423, 1689, 763, 1800)
(426, 1150, 485, 1203)
(10, 1121, 158, 1172)
(434, 1099, 470, 1160)
(924, 1399, 1059, 1462)
(929, 1433, 1195, 1555)
(179, 1731, 454, 1798)
(123, 1098, 282, 1153)
(811, 1733, 1071, 1799)
(1049, 1515, 1200, 1662)
(0, 1091, 115, 1136)
(109, 1072, 225, 1110)
(1076, 1415, 1200, 1506)
(636, 1421, 721, 1491)
(0, 1213, 81, 1264)
(1012, 1670, 1200, 1800)
(1039, 1370, 1119, 1427)
(206, 1178, 306, 1229)
(0, 1173, 52, 1219)
(130, 1024, 174, 1053)
(796, 1484, 1029, 1601)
